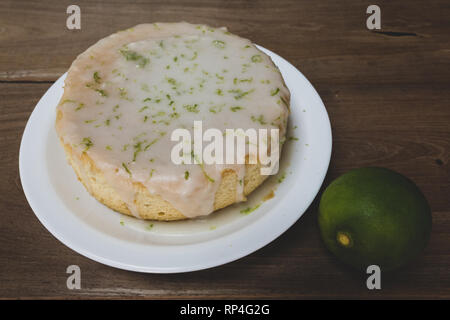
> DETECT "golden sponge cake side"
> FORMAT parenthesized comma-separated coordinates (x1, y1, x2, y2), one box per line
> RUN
(60, 138, 268, 221)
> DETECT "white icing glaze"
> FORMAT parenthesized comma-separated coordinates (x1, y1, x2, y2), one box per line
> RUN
(56, 23, 289, 218)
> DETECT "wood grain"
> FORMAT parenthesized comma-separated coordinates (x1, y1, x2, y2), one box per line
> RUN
(0, 0, 449, 299)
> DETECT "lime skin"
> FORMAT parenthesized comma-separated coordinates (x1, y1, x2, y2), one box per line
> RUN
(318, 167, 432, 272)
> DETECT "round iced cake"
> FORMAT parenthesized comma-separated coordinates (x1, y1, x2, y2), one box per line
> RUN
(56, 22, 290, 220)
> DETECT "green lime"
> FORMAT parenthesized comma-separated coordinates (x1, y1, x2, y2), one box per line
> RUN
(318, 167, 431, 272)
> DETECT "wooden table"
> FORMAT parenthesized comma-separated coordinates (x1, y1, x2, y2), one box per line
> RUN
(1, 0, 449, 299)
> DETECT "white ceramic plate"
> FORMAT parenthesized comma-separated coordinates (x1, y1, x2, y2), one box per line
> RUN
(19, 46, 332, 273)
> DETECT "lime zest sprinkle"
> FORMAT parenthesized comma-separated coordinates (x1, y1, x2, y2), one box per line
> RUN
(251, 54, 263, 63)
(271, 88, 280, 96)
(132, 141, 143, 161)
(119, 48, 149, 68)
(189, 51, 198, 60)
(60, 99, 76, 105)
(122, 162, 131, 176)
(170, 112, 180, 119)
(277, 171, 286, 183)
(230, 106, 243, 112)
(251, 114, 267, 125)
(228, 88, 254, 100)
(240, 203, 261, 215)
(144, 138, 159, 151)
(209, 104, 223, 113)
(75, 103, 85, 111)
(234, 77, 253, 84)
(93, 71, 101, 83)
(95, 89, 108, 97)
(212, 40, 226, 48)
(81, 137, 93, 151)
(166, 78, 177, 86)
(183, 104, 199, 113)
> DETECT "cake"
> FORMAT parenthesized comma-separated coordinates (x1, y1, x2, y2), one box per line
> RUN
(55, 22, 290, 220)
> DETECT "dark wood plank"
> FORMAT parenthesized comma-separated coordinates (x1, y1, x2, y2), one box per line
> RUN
(0, 0, 449, 84)
(0, 0, 449, 299)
